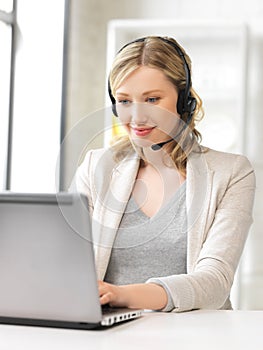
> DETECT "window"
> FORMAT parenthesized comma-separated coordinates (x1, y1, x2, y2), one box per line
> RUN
(0, 0, 13, 13)
(0, 0, 65, 192)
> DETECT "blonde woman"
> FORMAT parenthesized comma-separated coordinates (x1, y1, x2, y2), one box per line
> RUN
(72, 36, 255, 312)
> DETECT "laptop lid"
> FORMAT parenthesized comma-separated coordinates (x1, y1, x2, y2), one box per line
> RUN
(0, 192, 103, 328)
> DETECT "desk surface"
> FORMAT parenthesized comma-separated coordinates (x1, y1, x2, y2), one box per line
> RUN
(0, 310, 262, 350)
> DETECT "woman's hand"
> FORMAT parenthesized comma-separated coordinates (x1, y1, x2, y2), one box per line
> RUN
(98, 280, 168, 310)
(98, 280, 127, 307)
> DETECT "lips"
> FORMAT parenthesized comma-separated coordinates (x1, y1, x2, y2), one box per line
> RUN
(131, 126, 156, 137)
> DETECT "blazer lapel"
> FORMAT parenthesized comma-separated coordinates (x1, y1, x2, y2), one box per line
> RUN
(186, 148, 214, 272)
(94, 153, 140, 279)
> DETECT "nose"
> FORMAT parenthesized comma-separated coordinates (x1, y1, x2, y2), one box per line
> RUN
(131, 103, 148, 125)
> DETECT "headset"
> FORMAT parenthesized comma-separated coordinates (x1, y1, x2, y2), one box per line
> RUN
(108, 36, 197, 124)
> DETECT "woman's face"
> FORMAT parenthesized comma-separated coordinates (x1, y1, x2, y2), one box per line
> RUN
(115, 66, 180, 149)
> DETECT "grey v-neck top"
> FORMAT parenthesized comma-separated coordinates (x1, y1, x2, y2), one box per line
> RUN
(104, 182, 187, 311)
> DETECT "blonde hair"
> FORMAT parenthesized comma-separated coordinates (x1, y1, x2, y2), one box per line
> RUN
(109, 36, 204, 175)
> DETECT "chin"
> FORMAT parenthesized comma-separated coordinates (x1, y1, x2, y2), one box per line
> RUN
(131, 138, 154, 149)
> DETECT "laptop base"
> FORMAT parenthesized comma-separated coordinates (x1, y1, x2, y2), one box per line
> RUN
(0, 316, 101, 330)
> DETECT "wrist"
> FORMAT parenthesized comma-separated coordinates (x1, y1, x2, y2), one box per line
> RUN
(121, 283, 168, 310)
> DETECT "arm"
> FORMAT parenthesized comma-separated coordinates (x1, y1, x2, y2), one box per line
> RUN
(147, 154, 256, 312)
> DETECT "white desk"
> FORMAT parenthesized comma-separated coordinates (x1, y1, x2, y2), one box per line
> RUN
(0, 310, 262, 350)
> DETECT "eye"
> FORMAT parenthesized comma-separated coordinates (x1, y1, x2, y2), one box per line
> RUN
(118, 99, 131, 105)
(146, 97, 160, 103)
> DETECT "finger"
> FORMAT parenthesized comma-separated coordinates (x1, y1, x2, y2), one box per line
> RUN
(100, 292, 113, 305)
(98, 281, 108, 296)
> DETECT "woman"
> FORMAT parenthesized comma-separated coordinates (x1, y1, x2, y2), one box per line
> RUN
(72, 36, 255, 312)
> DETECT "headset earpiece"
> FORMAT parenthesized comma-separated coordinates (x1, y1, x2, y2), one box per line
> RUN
(187, 95, 197, 115)
(177, 90, 197, 120)
(108, 80, 118, 116)
(176, 90, 185, 116)
(112, 102, 117, 117)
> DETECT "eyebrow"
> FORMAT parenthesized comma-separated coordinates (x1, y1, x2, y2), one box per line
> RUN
(116, 90, 163, 96)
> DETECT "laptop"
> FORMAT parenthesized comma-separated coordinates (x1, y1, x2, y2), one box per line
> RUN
(0, 192, 142, 329)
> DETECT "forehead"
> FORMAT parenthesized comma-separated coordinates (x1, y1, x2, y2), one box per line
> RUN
(116, 66, 175, 92)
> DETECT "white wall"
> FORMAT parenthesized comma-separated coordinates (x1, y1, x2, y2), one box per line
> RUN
(65, 0, 263, 309)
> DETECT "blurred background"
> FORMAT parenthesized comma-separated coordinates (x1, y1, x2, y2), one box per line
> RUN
(0, 0, 262, 310)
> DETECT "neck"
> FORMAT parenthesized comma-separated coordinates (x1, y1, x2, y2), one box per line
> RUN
(142, 146, 173, 169)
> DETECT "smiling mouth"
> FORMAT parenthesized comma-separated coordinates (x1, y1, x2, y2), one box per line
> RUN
(131, 126, 156, 137)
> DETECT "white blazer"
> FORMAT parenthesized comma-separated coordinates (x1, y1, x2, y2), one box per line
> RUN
(72, 145, 255, 312)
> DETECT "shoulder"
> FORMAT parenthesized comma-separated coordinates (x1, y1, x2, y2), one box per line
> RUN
(197, 146, 255, 185)
(80, 147, 116, 169)
(80, 147, 138, 174)
(76, 149, 116, 187)
(199, 146, 253, 170)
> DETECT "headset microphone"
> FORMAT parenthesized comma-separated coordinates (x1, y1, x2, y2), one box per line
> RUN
(151, 114, 190, 151)
(151, 138, 174, 151)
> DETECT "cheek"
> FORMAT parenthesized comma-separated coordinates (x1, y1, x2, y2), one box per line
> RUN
(122, 125, 130, 136)
(116, 106, 131, 123)
(150, 106, 180, 133)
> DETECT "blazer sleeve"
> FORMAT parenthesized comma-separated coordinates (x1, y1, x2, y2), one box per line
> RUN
(147, 154, 256, 312)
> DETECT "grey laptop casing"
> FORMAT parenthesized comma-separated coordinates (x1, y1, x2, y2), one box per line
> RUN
(0, 192, 141, 329)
